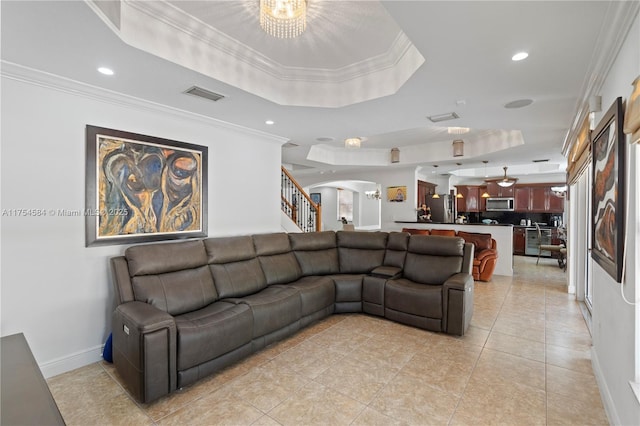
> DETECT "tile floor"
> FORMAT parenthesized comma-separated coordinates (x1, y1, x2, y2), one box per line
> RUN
(47, 256, 609, 425)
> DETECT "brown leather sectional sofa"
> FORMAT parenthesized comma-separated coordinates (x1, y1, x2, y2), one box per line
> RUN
(402, 228, 498, 281)
(110, 230, 474, 403)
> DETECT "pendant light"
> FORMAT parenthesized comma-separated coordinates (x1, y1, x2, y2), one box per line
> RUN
(432, 165, 440, 199)
(481, 161, 491, 198)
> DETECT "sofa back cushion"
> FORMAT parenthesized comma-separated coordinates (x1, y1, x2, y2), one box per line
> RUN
(289, 231, 339, 276)
(457, 231, 493, 251)
(337, 231, 387, 274)
(204, 236, 267, 298)
(253, 233, 302, 285)
(126, 240, 217, 315)
(403, 235, 465, 284)
(384, 232, 410, 268)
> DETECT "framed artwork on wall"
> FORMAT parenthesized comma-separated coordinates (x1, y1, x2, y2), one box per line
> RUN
(387, 186, 407, 202)
(310, 192, 321, 205)
(591, 97, 625, 282)
(85, 125, 208, 247)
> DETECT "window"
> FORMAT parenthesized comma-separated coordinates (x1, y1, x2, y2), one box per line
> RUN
(337, 189, 353, 221)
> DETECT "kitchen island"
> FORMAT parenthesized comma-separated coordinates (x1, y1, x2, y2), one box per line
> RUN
(393, 222, 513, 277)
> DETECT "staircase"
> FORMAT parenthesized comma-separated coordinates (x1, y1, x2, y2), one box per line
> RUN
(281, 167, 321, 232)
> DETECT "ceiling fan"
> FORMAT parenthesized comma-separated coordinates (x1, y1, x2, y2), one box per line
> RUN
(486, 166, 518, 187)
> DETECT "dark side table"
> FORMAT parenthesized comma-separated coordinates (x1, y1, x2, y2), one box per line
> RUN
(1, 333, 65, 425)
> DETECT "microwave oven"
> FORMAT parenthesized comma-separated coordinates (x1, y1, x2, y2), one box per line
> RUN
(486, 197, 515, 211)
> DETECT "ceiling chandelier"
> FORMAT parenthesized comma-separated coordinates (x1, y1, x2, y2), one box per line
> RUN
(497, 166, 518, 187)
(366, 187, 381, 200)
(259, 0, 307, 39)
(344, 137, 361, 148)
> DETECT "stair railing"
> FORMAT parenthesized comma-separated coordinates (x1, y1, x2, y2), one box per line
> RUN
(281, 167, 321, 232)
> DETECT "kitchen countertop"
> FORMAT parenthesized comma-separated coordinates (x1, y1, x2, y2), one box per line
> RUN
(396, 221, 514, 227)
(513, 224, 561, 229)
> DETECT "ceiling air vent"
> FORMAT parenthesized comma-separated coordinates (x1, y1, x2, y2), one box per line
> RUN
(532, 159, 549, 163)
(283, 142, 299, 148)
(427, 112, 460, 123)
(184, 86, 225, 102)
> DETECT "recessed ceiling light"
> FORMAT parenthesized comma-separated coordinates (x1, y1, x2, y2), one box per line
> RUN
(504, 99, 534, 109)
(265, 120, 275, 125)
(511, 52, 529, 61)
(97, 67, 114, 76)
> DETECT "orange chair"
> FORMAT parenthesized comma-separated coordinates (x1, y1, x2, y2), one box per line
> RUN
(456, 231, 498, 281)
(429, 229, 456, 237)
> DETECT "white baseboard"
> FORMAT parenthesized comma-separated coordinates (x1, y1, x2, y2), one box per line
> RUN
(591, 347, 620, 425)
(39, 344, 105, 379)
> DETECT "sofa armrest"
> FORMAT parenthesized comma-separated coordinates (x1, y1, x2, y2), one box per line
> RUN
(370, 265, 402, 279)
(113, 302, 177, 403)
(476, 248, 497, 262)
(443, 272, 473, 291)
(442, 273, 474, 336)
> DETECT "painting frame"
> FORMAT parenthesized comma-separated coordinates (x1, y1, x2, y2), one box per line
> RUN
(85, 125, 208, 247)
(310, 192, 321, 205)
(591, 97, 625, 282)
(387, 186, 407, 202)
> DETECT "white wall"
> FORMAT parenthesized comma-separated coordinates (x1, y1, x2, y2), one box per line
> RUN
(587, 13, 640, 425)
(297, 167, 420, 231)
(0, 67, 284, 377)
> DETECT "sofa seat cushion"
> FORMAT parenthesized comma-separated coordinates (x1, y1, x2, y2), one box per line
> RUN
(175, 302, 253, 371)
(224, 287, 301, 338)
(274, 276, 335, 316)
(385, 279, 442, 319)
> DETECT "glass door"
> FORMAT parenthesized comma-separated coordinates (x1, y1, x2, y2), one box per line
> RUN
(584, 164, 593, 311)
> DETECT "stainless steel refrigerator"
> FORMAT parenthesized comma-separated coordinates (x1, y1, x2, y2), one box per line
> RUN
(426, 195, 454, 223)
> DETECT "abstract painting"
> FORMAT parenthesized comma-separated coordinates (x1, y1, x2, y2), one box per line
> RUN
(86, 126, 208, 246)
(591, 97, 625, 282)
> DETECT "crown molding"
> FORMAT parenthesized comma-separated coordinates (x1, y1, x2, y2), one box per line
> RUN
(562, 1, 640, 155)
(87, 0, 424, 107)
(0, 61, 287, 145)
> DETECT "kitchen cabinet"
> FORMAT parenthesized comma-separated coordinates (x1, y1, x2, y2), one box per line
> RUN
(530, 187, 547, 211)
(513, 227, 526, 255)
(455, 185, 483, 212)
(514, 187, 530, 211)
(548, 190, 565, 213)
(417, 180, 436, 206)
(486, 181, 514, 198)
(512, 184, 565, 213)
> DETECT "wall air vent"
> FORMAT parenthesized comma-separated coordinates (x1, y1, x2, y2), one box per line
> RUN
(184, 86, 225, 102)
(427, 112, 460, 123)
